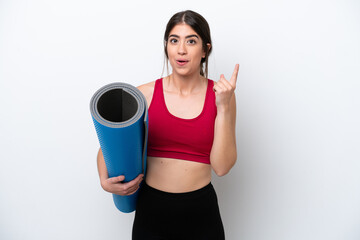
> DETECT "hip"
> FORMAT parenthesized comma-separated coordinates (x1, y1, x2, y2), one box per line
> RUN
(133, 181, 225, 239)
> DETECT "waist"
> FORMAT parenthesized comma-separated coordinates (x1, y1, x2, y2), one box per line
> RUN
(142, 180, 214, 198)
(145, 156, 212, 193)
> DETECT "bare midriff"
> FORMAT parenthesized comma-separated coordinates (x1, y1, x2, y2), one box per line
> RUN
(145, 156, 212, 193)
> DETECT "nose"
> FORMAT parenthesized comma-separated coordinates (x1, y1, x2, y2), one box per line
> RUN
(177, 41, 187, 55)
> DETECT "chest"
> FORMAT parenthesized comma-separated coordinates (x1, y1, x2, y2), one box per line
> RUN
(163, 90, 206, 119)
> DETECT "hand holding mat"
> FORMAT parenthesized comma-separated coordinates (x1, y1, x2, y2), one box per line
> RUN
(90, 82, 148, 213)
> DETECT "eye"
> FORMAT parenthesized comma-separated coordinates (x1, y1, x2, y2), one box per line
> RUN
(187, 39, 197, 44)
(169, 38, 178, 44)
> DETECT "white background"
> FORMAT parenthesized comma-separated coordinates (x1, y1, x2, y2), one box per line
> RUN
(1, 0, 359, 239)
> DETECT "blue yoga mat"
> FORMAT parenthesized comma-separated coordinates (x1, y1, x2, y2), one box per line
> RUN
(90, 82, 148, 213)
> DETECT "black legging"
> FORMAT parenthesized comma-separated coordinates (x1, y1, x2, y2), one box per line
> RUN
(132, 181, 225, 240)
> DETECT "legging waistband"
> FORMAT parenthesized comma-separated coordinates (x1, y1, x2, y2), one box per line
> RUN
(141, 181, 214, 200)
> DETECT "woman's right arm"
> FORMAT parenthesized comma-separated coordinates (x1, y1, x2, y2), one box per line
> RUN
(97, 148, 143, 196)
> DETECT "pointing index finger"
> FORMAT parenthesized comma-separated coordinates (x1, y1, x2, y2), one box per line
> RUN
(230, 64, 240, 87)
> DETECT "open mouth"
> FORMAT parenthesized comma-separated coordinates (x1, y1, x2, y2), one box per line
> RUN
(176, 60, 189, 66)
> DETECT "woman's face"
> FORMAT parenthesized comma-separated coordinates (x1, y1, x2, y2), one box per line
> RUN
(166, 23, 205, 78)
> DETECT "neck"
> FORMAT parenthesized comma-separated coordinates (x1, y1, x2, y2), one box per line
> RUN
(166, 72, 206, 95)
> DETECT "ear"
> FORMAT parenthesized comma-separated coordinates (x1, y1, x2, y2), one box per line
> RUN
(203, 43, 212, 58)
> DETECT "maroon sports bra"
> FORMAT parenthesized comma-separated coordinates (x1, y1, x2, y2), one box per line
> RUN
(147, 78, 217, 164)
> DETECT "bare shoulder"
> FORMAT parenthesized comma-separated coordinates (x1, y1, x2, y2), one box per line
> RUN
(137, 81, 155, 94)
(137, 81, 156, 107)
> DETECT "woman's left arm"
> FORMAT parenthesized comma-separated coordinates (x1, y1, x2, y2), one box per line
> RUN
(210, 64, 239, 176)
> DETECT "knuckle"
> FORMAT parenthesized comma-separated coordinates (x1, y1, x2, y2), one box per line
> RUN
(122, 189, 128, 195)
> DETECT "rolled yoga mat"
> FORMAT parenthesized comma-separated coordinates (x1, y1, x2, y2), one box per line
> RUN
(90, 82, 148, 213)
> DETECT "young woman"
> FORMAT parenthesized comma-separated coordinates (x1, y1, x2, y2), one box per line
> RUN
(97, 10, 239, 239)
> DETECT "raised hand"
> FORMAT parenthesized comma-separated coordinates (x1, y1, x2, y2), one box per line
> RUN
(213, 64, 239, 110)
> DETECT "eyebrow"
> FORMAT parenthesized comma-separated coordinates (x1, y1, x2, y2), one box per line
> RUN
(168, 34, 199, 39)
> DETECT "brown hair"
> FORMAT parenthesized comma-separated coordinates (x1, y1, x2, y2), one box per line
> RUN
(164, 10, 212, 78)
